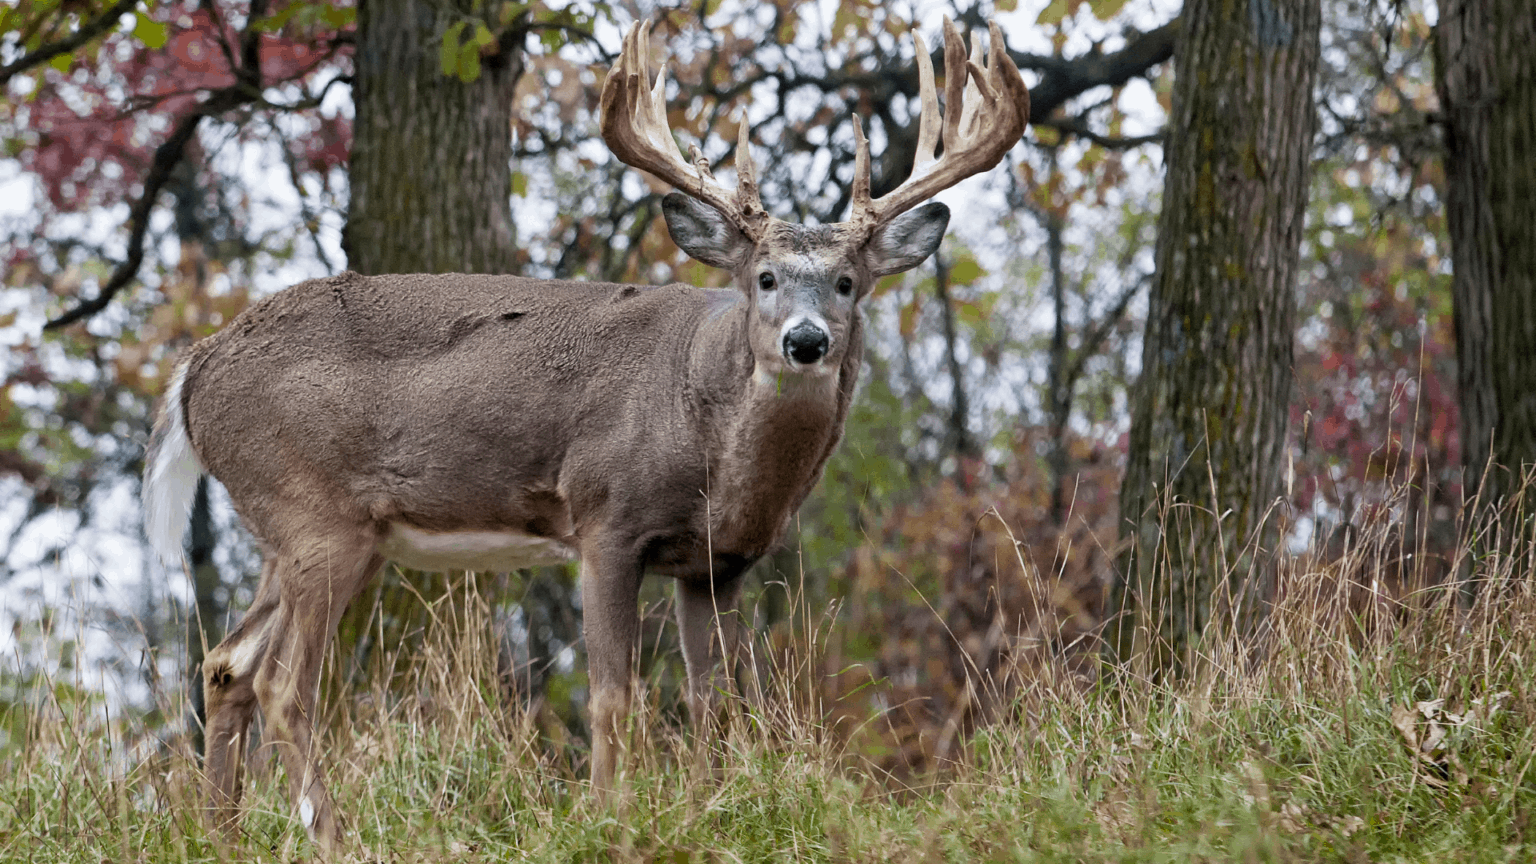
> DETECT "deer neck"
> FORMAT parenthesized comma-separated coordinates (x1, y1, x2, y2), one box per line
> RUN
(688, 298, 847, 555)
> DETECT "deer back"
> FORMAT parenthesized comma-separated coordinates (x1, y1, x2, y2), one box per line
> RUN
(179, 270, 857, 579)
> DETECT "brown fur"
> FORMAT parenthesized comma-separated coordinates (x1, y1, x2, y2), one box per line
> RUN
(154, 207, 949, 853)
(146, 16, 1027, 851)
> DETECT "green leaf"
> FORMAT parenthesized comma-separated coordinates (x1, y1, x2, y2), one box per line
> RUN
(320, 5, 355, 29)
(133, 11, 168, 50)
(471, 22, 495, 49)
(1036, 0, 1070, 26)
(511, 172, 527, 196)
(49, 52, 72, 73)
(457, 45, 481, 83)
(1088, 0, 1130, 20)
(251, 3, 301, 33)
(440, 20, 468, 78)
(948, 256, 983, 286)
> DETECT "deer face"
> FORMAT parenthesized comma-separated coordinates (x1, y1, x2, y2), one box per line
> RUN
(663, 193, 950, 375)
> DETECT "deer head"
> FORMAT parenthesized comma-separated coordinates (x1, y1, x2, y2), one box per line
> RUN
(600, 18, 1031, 377)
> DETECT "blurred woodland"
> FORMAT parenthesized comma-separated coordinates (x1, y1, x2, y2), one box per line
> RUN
(1, 0, 1533, 781)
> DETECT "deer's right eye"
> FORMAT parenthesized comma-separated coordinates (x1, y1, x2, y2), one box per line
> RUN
(758, 272, 777, 291)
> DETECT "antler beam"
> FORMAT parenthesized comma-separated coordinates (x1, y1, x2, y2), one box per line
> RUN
(599, 21, 768, 241)
(850, 19, 1031, 235)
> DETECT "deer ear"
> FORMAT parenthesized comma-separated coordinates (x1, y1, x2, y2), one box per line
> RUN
(864, 202, 949, 277)
(663, 193, 750, 270)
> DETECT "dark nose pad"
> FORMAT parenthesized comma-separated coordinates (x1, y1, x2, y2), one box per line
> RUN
(783, 322, 831, 365)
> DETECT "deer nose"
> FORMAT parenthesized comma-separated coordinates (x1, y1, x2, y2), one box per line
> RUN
(783, 321, 830, 365)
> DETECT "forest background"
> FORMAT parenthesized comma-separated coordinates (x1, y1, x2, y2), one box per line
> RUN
(1, 0, 1534, 859)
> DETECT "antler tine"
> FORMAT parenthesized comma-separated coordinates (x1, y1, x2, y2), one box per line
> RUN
(959, 33, 989, 141)
(600, 21, 768, 240)
(851, 116, 873, 213)
(912, 31, 940, 169)
(939, 18, 969, 160)
(734, 119, 765, 220)
(849, 17, 1031, 237)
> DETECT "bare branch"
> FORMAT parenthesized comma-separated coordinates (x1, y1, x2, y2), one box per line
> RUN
(0, 0, 139, 88)
(1064, 273, 1148, 389)
(1017, 19, 1179, 122)
(43, 98, 226, 330)
(1035, 116, 1163, 150)
(45, 0, 274, 330)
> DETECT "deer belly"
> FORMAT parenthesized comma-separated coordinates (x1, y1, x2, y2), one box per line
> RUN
(379, 524, 577, 572)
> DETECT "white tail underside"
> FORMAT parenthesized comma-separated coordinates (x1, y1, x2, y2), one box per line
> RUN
(143, 362, 204, 563)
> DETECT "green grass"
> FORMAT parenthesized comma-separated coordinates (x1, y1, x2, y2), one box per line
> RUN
(3, 527, 1535, 862)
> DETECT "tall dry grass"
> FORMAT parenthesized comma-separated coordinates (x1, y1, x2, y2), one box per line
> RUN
(1, 478, 1534, 861)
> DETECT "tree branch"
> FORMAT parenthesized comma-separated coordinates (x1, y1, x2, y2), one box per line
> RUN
(1035, 116, 1163, 150)
(44, 0, 274, 330)
(43, 98, 228, 330)
(0, 0, 140, 88)
(1064, 273, 1148, 389)
(1017, 19, 1179, 122)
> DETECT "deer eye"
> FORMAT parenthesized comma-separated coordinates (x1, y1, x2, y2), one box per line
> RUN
(836, 276, 854, 296)
(758, 272, 776, 291)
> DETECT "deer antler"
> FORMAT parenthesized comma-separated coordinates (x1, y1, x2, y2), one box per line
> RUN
(850, 19, 1031, 236)
(600, 21, 769, 242)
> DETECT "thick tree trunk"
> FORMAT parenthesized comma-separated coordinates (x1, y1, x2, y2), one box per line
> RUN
(347, 0, 522, 275)
(1436, 0, 1536, 515)
(1110, 0, 1320, 669)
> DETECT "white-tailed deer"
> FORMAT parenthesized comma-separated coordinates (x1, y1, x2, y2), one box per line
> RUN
(142, 18, 1028, 854)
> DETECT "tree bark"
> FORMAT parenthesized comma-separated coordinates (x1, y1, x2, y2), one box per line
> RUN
(346, 0, 523, 275)
(1110, 0, 1320, 669)
(1436, 0, 1536, 517)
(334, 0, 527, 694)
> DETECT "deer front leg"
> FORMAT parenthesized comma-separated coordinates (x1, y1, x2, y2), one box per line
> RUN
(675, 576, 743, 735)
(201, 561, 281, 844)
(579, 540, 642, 794)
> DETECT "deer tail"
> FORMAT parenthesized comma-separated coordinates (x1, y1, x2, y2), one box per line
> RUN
(143, 359, 204, 562)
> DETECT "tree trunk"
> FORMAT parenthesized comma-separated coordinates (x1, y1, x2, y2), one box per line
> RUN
(1110, 0, 1320, 669)
(933, 253, 978, 484)
(346, 0, 522, 275)
(1043, 206, 1070, 525)
(334, 0, 527, 694)
(1436, 0, 1536, 519)
(186, 477, 223, 759)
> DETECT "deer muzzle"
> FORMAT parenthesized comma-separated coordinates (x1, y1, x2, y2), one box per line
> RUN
(781, 317, 831, 366)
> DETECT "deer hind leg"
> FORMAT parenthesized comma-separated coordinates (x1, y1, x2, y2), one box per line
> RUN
(252, 533, 382, 858)
(675, 577, 743, 762)
(201, 558, 282, 841)
(578, 540, 642, 795)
